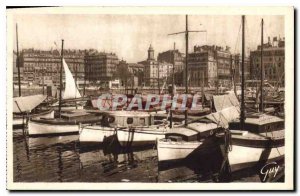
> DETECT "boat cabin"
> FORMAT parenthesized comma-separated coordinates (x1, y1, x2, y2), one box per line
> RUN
(101, 111, 154, 128)
(229, 114, 284, 134)
(165, 119, 222, 142)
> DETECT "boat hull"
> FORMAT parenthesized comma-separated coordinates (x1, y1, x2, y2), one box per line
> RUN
(117, 128, 167, 147)
(28, 120, 79, 136)
(13, 110, 54, 129)
(217, 129, 285, 172)
(221, 144, 284, 172)
(13, 118, 25, 128)
(157, 137, 219, 162)
(79, 126, 116, 143)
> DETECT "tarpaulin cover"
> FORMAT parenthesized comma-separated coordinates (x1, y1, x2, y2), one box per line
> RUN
(206, 106, 240, 128)
(213, 93, 239, 112)
(13, 94, 47, 113)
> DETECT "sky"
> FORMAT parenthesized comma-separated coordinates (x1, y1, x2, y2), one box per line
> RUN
(12, 14, 284, 63)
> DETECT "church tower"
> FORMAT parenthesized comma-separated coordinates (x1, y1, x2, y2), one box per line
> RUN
(147, 44, 155, 61)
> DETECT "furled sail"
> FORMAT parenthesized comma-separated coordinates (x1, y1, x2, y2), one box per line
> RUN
(62, 58, 81, 99)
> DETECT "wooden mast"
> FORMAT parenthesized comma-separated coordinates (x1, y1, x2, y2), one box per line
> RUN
(240, 15, 245, 130)
(41, 59, 45, 95)
(83, 56, 86, 96)
(167, 15, 203, 126)
(158, 62, 160, 94)
(58, 39, 64, 117)
(216, 52, 219, 94)
(16, 23, 21, 97)
(169, 42, 176, 128)
(260, 19, 264, 112)
(184, 15, 189, 126)
(201, 71, 205, 105)
(75, 63, 78, 109)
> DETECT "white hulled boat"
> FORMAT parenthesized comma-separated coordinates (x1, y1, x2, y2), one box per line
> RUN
(218, 114, 284, 172)
(157, 95, 241, 163)
(117, 125, 168, 147)
(157, 120, 222, 163)
(28, 109, 102, 136)
(79, 111, 169, 146)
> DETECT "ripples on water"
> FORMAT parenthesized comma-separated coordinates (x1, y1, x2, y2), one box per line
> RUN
(13, 129, 160, 182)
(13, 129, 283, 183)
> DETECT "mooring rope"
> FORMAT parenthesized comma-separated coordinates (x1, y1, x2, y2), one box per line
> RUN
(217, 128, 232, 181)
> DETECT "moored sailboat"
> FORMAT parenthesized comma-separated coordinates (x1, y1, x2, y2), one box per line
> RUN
(217, 16, 285, 175)
(218, 114, 284, 172)
(28, 110, 102, 136)
(28, 40, 100, 136)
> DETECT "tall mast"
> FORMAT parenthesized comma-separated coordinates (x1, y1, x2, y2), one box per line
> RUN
(169, 42, 176, 128)
(41, 59, 45, 95)
(75, 64, 78, 91)
(16, 23, 21, 97)
(158, 62, 160, 94)
(184, 15, 189, 126)
(216, 53, 219, 94)
(240, 15, 245, 130)
(75, 64, 78, 109)
(260, 19, 264, 112)
(201, 71, 205, 105)
(231, 54, 237, 96)
(83, 56, 86, 96)
(58, 39, 64, 117)
(167, 15, 203, 126)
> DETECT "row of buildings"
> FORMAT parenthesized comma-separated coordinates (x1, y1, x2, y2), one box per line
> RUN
(13, 36, 285, 88)
(250, 36, 285, 86)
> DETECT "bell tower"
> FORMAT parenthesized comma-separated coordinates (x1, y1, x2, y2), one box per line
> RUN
(147, 44, 154, 61)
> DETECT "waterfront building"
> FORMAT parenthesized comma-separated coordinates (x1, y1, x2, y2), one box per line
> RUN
(193, 45, 232, 87)
(188, 45, 250, 88)
(84, 50, 119, 86)
(127, 63, 145, 86)
(157, 49, 184, 73)
(116, 60, 144, 87)
(188, 48, 217, 87)
(19, 48, 85, 86)
(250, 36, 285, 86)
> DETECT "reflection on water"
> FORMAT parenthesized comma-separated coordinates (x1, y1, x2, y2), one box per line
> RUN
(13, 130, 158, 182)
(13, 129, 283, 182)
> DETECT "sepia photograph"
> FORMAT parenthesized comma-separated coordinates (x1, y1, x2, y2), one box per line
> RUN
(6, 6, 294, 190)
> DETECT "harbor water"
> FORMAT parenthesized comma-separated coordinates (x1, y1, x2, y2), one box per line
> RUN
(13, 129, 283, 183)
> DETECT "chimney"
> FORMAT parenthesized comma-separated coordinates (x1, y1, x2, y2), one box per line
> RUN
(273, 36, 278, 47)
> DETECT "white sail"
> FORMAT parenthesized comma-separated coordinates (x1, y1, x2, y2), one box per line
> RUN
(62, 58, 81, 99)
